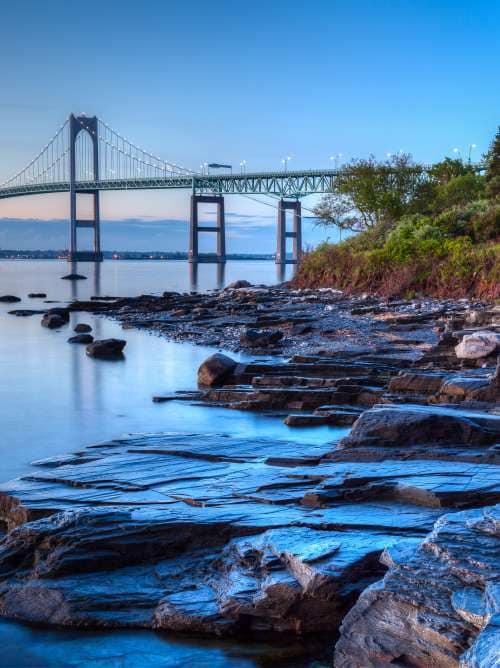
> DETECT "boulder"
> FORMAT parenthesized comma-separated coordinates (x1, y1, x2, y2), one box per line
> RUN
(0, 295, 21, 303)
(198, 353, 237, 386)
(41, 313, 66, 329)
(86, 338, 126, 359)
(240, 328, 284, 347)
(46, 307, 70, 323)
(28, 293, 47, 298)
(339, 406, 500, 450)
(61, 273, 87, 281)
(455, 331, 500, 360)
(74, 323, 92, 333)
(334, 505, 500, 668)
(68, 334, 94, 344)
(225, 280, 252, 290)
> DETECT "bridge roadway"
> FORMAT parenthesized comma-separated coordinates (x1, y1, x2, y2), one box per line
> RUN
(0, 170, 342, 200)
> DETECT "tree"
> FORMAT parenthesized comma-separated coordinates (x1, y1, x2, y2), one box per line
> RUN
(485, 126, 500, 199)
(428, 157, 473, 185)
(314, 154, 424, 233)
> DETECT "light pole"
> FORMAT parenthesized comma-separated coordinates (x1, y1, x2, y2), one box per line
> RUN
(281, 156, 291, 173)
(468, 143, 477, 163)
(330, 153, 342, 169)
(240, 160, 246, 174)
(453, 147, 463, 161)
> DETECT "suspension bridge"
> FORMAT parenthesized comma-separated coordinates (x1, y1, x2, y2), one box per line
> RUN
(0, 113, 470, 264)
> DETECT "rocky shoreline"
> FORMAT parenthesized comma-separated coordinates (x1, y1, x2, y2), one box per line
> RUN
(1, 283, 499, 667)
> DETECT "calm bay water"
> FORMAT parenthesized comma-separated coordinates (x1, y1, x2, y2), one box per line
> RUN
(0, 260, 341, 667)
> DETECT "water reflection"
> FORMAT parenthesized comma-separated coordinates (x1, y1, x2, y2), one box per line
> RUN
(0, 258, 337, 668)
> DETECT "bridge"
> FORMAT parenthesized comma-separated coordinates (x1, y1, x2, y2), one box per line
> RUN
(0, 114, 468, 264)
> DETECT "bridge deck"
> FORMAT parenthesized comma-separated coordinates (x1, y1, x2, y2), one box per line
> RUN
(0, 170, 345, 199)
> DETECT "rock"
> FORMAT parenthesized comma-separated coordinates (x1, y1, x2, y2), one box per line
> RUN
(74, 323, 92, 333)
(0, 433, 447, 634)
(41, 313, 66, 329)
(61, 273, 86, 281)
(27, 293, 47, 298)
(226, 280, 252, 289)
(197, 353, 237, 386)
(339, 405, 500, 450)
(46, 307, 70, 323)
(86, 338, 126, 359)
(240, 328, 284, 347)
(68, 334, 94, 344)
(284, 414, 330, 426)
(455, 331, 500, 360)
(388, 372, 444, 395)
(0, 295, 21, 303)
(8, 309, 45, 317)
(334, 505, 500, 668)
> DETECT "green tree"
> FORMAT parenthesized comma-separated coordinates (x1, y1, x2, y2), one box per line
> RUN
(485, 126, 500, 199)
(314, 154, 424, 232)
(428, 157, 473, 185)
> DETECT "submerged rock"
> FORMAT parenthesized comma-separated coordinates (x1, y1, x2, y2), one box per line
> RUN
(27, 293, 47, 299)
(0, 295, 21, 303)
(61, 273, 87, 281)
(198, 353, 237, 386)
(86, 338, 126, 358)
(74, 323, 92, 333)
(68, 334, 94, 344)
(8, 309, 45, 317)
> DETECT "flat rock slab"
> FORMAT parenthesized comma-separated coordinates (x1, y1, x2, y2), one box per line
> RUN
(0, 432, 498, 638)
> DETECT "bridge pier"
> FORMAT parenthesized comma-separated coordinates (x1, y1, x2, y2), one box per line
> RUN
(188, 194, 226, 263)
(276, 198, 301, 264)
(68, 114, 103, 262)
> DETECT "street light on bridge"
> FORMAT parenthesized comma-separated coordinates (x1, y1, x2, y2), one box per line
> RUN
(282, 156, 291, 172)
(329, 153, 342, 169)
(240, 160, 246, 174)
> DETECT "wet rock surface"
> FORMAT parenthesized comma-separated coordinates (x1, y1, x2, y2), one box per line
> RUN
(334, 504, 500, 668)
(1, 432, 493, 633)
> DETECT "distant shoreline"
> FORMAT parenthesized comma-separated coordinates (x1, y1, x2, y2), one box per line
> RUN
(0, 251, 275, 261)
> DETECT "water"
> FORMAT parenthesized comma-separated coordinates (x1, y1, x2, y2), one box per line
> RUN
(0, 260, 341, 667)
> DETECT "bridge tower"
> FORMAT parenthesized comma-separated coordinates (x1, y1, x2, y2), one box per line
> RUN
(188, 186, 226, 263)
(276, 198, 301, 264)
(69, 114, 103, 262)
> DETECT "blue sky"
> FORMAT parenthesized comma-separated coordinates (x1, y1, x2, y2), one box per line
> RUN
(0, 0, 499, 252)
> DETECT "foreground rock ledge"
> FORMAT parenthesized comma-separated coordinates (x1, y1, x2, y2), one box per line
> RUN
(0, 428, 498, 662)
(334, 504, 500, 668)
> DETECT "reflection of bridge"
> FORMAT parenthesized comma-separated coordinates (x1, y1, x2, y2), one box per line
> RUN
(0, 114, 342, 264)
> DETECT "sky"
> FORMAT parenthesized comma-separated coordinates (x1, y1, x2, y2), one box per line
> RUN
(0, 0, 499, 252)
